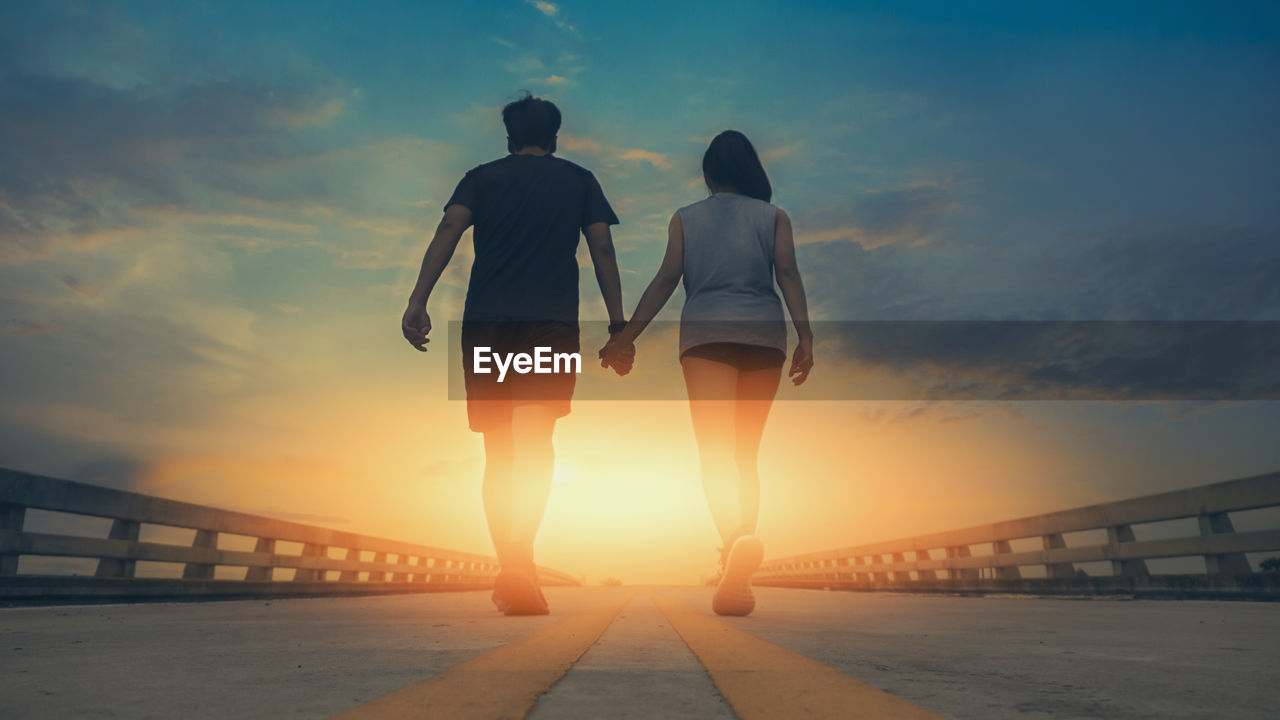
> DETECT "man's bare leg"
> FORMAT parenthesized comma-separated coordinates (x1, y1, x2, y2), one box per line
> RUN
(481, 418, 515, 564)
(508, 403, 558, 554)
(483, 403, 557, 614)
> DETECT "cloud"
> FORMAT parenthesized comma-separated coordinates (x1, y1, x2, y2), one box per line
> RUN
(760, 143, 803, 164)
(60, 274, 100, 300)
(797, 220, 1280, 330)
(139, 206, 320, 234)
(0, 62, 354, 264)
(262, 95, 348, 129)
(535, 74, 569, 86)
(797, 186, 955, 249)
(505, 55, 545, 74)
(618, 149, 673, 170)
(3, 319, 57, 336)
(524, 0, 578, 33)
(559, 134, 607, 154)
(814, 321, 1280, 401)
(560, 134, 672, 170)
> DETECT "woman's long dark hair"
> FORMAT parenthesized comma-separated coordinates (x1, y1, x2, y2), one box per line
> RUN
(702, 130, 772, 202)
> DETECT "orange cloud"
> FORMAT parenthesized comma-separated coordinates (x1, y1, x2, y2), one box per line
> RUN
(560, 134, 672, 170)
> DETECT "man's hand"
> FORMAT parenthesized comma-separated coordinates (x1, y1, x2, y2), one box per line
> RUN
(598, 335, 635, 376)
(789, 336, 814, 385)
(402, 305, 431, 352)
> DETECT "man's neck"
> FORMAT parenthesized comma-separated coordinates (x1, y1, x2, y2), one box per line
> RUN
(512, 146, 550, 156)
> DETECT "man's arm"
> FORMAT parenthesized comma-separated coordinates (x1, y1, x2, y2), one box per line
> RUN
(583, 221, 625, 325)
(402, 204, 473, 351)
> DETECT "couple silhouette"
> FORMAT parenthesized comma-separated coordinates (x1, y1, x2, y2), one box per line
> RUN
(401, 93, 812, 617)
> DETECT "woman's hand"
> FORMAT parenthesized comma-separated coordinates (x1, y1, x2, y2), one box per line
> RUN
(402, 305, 431, 352)
(789, 336, 813, 385)
(599, 335, 635, 376)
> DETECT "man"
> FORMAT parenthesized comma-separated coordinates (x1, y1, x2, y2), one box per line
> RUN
(401, 93, 625, 615)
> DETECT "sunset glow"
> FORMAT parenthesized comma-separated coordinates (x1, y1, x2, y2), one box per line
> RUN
(3, 2, 1279, 586)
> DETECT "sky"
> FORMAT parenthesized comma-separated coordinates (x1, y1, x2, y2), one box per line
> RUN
(2, 1, 1279, 584)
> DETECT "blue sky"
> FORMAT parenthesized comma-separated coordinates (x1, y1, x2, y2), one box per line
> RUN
(2, 1, 1278, 579)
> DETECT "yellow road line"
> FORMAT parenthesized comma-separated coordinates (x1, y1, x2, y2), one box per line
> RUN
(652, 591, 946, 720)
(331, 591, 636, 720)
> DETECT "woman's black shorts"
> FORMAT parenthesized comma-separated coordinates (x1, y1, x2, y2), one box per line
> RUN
(680, 342, 787, 372)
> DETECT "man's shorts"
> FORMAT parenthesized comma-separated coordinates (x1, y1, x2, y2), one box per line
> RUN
(460, 320, 580, 433)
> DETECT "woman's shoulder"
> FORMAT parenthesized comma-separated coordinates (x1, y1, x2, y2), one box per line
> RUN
(677, 194, 778, 213)
(676, 196, 714, 215)
(725, 194, 779, 216)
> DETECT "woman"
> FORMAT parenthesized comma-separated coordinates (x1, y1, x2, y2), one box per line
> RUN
(601, 130, 813, 616)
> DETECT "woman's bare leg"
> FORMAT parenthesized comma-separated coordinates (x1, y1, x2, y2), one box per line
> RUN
(733, 366, 783, 535)
(682, 356, 742, 547)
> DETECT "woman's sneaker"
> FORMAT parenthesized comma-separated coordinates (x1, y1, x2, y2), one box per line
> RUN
(492, 552, 549, 616)
(712, 535, 764, 616)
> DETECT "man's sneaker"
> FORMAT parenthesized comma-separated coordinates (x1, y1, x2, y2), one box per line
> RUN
(712, 535, 764, 616)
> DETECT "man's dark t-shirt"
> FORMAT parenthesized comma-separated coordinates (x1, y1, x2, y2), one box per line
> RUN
(444, 154, 619, 323)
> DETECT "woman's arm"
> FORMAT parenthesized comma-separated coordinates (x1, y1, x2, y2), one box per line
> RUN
(773, 208, 814, 384)
(598, 212, 684, 373)
(619, 212, 685, 343)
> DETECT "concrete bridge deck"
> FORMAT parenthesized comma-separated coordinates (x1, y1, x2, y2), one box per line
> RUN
(2, 587, 1276, 719)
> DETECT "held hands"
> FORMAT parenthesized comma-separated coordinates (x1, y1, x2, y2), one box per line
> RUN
(598, 335, 635, 376)
(789, 336, 814, 385)
(402, 305, 431, 352)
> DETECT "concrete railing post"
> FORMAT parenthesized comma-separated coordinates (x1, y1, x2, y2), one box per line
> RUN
(0, 502, 25, 576)
(1198, 512, 1253, 575)
(181, 529, 219, 579)
(993, 540, 1022, 579)
(293, 542, 327, 582)
(891, 552, 908, 582)
(915, 549, 937, 580)
(946, 545, 980, 580)
(1042, 533, 1075, 578)
(339, 548, 361, 582)
(1106, 524, 1150, 577)
(369, 551, 387, 582)
(871, 556, 889, 584)
(95, 519, 141, 578)
(245, 537, 275, 581)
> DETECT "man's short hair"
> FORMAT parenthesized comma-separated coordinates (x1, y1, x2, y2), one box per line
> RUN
(502, 92, 561, 151)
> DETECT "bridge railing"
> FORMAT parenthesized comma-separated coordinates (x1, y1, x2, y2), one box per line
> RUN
(0, 468, 579, 602)
(755, 471, 1280, 597)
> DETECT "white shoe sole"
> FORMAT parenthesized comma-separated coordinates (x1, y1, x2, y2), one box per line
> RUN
(713, 535, 764, 616)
